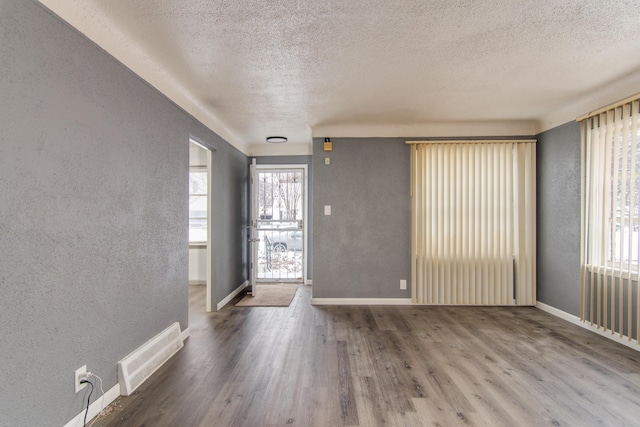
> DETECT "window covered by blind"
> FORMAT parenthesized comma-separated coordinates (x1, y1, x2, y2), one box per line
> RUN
(409, 140, 536, 305)
(580, 97, 640, 340)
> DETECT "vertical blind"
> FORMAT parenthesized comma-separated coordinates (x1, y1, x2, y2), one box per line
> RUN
(580, 97, 640, 341)
(409, 140, 536, 305)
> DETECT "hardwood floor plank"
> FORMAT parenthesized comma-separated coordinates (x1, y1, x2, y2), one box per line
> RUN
(92, 286, 640, 427)
(352, 376, 388, 427)
(336, 341, 359, 425)
(362, 331, 416, 413)
(345, 325, 376, 377)
(410, 396, 473, 427)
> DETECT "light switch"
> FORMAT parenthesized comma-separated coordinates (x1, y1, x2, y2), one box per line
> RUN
(325, 157, 331, 165)
(324, 205, 331, 215)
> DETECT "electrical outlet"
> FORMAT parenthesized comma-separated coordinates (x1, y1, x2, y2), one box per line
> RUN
(400, 280, 407, 290)
(75, 365, 88, 393)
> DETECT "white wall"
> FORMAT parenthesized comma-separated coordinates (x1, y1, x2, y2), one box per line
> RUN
(189, 246, 207, 284)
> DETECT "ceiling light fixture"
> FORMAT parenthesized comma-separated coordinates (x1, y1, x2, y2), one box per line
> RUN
(266, 136, 287, 143)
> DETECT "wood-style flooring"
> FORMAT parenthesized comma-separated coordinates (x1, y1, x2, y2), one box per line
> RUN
(93, 285, 640, 426)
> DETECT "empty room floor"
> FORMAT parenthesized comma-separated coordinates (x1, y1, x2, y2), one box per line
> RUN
(93, 285, 640, 426)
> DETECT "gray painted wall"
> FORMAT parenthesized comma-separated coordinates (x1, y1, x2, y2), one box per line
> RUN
(536, 121, 582, 316)
(0, 1, 246, 425)
(312, 138, 411, 298)
(208, 141, 248, 307)
(253, 156, 313, 279)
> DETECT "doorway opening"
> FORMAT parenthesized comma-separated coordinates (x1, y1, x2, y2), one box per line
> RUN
(188, 139, 213, 312)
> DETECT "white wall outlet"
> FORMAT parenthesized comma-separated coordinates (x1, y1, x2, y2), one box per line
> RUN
(324, 157, 331, 165)
(400, 279, 407, 290)
(324, 205, 331, 215)
(75, 365, 88, 393)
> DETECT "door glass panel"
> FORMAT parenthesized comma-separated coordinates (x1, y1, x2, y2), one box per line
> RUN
(255, 170, 304, 282)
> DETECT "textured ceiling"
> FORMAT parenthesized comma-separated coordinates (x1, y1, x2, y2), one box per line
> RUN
(40, 0, 640, 155)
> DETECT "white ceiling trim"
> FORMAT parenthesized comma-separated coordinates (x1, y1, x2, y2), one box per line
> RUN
(313, 120, 537, 138)
(248, 143, 312, 157)
(536, 68, 640, 133)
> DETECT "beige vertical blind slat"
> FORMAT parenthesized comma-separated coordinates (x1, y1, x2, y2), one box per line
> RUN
(456, 146, 462, 303)
(632, 101, 640, 340)
(475, 147, 482, 304)
(431, 146, 439, 303)
(624, 102, 633, 338)
(580, 120, 587, 322)
(444, 145, 449, 304)
(601, 112, 610, 329)
(586, 119, 595, 325)
(617, 105, 627, 336)
(506, 144, 514, 302)
(410, 146, 418, 302)
(526, 143, 537, 305)
(410, 140, 536, 305)
(462, 144, 469, 304)
(480, 145, 488, 304)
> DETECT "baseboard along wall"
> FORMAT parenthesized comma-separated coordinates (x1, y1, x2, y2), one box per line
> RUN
(535, 301, 640, 352)
(63, 382, 120, 427)
(311, 298, 413, 306)
(217, 280, 250, 311)
(64, 323, 188, 427)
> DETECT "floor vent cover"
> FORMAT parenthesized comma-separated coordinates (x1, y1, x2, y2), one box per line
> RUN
(118, 322, 184, 396)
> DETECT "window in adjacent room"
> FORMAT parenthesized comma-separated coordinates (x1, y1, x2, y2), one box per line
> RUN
(189, 167, 207, 244)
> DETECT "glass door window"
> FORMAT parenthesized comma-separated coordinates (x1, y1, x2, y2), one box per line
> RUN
(255, 169, 305, 282)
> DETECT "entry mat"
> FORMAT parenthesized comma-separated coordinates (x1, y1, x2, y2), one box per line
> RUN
(236, 284, 299, 307)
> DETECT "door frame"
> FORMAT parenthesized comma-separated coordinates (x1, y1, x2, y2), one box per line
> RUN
(189, 138, 215, 312)
(251, 163, 309, 285)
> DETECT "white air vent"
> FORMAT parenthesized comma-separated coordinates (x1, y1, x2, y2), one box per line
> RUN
(118, 322, 184, 396)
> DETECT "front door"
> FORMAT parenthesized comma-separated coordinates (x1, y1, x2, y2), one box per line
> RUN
(250, 164, 307, 284)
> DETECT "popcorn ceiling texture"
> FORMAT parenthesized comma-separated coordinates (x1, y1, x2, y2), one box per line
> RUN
(40, 0, 640, 152)
(0, 1, 247, 425)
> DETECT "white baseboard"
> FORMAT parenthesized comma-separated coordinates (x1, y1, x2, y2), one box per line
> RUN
(188, 280, 206, 285)
(64, 382, 120, 427)
(305, 279, 312, 285)
(536, 301, 640, 352)
(217, 280, 249, 310)
(311, 298, 413, 306)
(65, 323, 190, 426)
